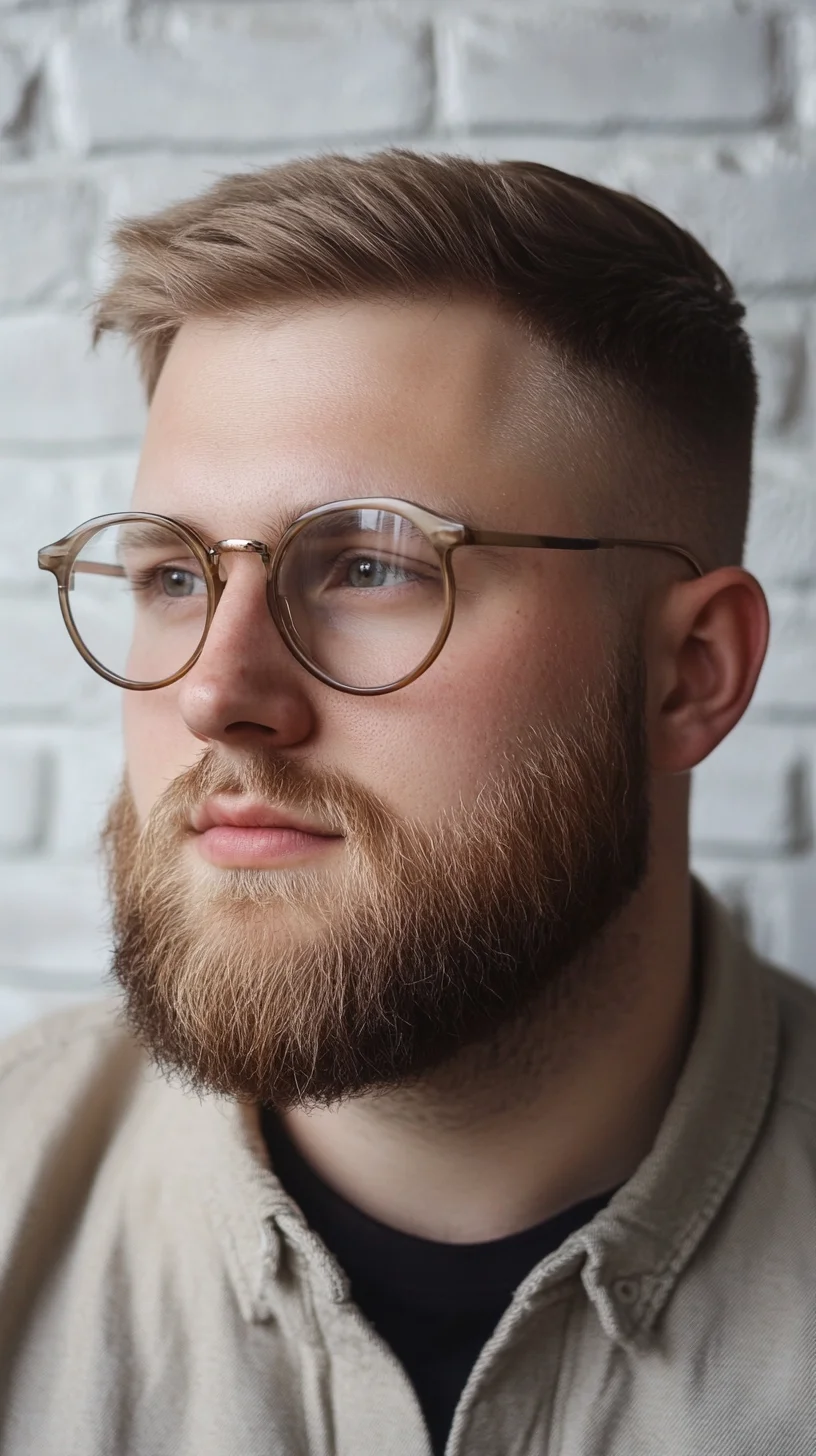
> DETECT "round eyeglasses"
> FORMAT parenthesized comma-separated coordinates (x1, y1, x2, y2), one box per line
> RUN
(37, 498, 705, 697)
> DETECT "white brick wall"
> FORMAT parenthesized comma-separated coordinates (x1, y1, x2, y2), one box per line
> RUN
(2, 0, 815, 1034)
(438, 14, 778, 129)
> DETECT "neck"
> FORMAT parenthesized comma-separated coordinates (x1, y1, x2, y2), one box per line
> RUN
(281, 816, 696, 1244)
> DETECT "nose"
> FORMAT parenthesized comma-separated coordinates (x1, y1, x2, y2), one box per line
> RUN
(177, 553, 315, 750)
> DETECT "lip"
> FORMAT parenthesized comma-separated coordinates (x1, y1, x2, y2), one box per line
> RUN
(191, 797, 339, 838)
(191, 797, 342, 869)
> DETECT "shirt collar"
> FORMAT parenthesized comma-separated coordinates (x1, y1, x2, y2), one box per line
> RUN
(553, 879, 779, 1344)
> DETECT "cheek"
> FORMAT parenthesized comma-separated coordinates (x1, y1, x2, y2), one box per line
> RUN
(346, 592, 600, 823)
(123, 686, 198, 821)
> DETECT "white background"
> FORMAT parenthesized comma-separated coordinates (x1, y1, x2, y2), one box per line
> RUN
(2, 0, 816, 1037)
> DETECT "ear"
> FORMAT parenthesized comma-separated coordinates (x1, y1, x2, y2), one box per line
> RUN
(645, 567, 770, 774)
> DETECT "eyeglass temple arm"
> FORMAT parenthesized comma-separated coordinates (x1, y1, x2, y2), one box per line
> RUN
(467, 530, 705, 578)
(70, 560, 124, 578)
(37, 552, 125, 580)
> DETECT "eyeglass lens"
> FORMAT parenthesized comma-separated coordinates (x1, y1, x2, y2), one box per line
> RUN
(277, 508, 447, 689)
(65, 510, 448, 691)
(67, 520, 210, 686)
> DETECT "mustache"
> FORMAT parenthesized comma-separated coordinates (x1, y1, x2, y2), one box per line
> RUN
(137, 747, 401, 849)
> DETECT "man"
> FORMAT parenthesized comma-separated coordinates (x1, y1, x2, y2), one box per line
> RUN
(2, 149, 814, 1455)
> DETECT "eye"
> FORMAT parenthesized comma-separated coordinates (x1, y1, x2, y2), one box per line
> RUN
(345, 557, 400, 588)
(159, 566, 207, 597)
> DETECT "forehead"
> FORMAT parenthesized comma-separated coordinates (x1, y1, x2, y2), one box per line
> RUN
(133, 297, 592, 534)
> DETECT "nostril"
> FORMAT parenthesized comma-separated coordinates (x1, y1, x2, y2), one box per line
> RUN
(224, 721, 278, 738)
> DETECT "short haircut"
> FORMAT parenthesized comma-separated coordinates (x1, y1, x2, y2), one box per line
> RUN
(94, 148, 757, 566)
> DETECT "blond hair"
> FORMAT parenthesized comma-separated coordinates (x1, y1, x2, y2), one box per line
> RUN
(95, 148, 756, 564)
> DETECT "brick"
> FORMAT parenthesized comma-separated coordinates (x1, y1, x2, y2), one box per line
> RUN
(51, 729, 123, 858)
(752, 592, 816, 714)
(0, 316, 145, 446)
(0, 742, 48, 855)
(0, 455, 139, 592)
(770, 859, 816, 986)
(633, 164, 816, 290)
(0, 594, 128, 728)
(440, 13, 775, 131)
(0, 597, 127, 730)
(690, 726, 808, 855)
(0, 44, 24, 131)
(745, 456, 816, 586)
(754, 328, 807, 437)
(0, 459, 79, 590)
(0, 0, 72, 9)
(98, 155, 266, 235)
(728, 855, 816, 987)
(0, 178, 98, 308)
(0, 598, 89, 716)
(745, 300, 809, 440)
(690, 859, 758, 939)
(0, 861, 109, 973)
(71, 452, 141, 520)
(795, 16, 816, 128)
(50, 10, 432, 151)
(690, 859, 811, 978)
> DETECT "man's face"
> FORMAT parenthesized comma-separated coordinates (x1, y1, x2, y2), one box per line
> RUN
(127, 297, 619, 824)
(109, 297, 650, 1107)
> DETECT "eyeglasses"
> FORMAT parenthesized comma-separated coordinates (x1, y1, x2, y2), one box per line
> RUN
(38, 498, 705, 697)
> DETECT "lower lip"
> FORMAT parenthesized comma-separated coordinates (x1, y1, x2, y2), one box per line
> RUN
(196, 826, 342, 869)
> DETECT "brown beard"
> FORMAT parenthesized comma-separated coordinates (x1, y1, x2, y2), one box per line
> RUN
(103, 649, 650, 1110)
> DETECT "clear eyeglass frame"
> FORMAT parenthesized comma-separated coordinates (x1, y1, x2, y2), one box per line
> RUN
(37, 496, 706, 697)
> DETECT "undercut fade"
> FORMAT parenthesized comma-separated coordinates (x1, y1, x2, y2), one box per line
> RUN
(94, 148, 757, 567)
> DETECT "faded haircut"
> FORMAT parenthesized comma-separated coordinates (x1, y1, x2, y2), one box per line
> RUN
(94, 148, 757, 567)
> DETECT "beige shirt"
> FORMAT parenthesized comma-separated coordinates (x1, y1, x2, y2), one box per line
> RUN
(1, 882, 815, 1455)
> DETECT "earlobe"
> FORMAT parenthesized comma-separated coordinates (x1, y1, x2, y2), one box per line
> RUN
(649, 568, 770, 775)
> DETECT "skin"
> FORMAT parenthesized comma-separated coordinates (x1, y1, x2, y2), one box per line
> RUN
(126, 297, 769, 1242)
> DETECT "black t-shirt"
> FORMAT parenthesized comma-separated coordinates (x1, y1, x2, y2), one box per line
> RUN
(261, 1109, 618, 1455)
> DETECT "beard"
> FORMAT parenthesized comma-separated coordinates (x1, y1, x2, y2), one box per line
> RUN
(104, 647, 650, 1110)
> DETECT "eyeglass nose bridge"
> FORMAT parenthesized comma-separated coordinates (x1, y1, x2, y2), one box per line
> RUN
(208, 537, 312, 665)
(209, 538, 272, 580)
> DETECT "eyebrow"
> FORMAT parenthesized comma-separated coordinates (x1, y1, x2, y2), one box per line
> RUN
(160, 494, 483, 549)
(118, 521, 202, 551)
(257, 494, 480, 542)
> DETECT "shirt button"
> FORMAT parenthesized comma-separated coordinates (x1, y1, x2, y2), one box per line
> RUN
(613, 1276, 641, 1306)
